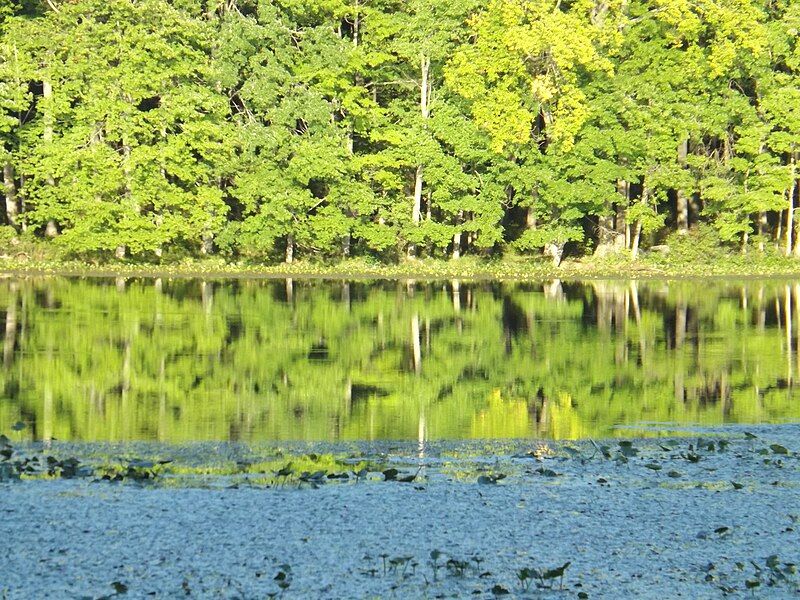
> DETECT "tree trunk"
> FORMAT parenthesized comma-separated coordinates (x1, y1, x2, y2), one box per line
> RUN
(42, 79, 58, 238)
(285, 234, 294, 264)
(757, 211, 767, 252)
(452, 210, 463, 259)
(526, 204, 537, 230)
(631, 180, 648, 260)
(615, 180, 628, 246)
(342, 233, 351, 258)
(596, 213, 615, 245)
(3, 162, 18, 229)
(408, 54, 430, 259)
(352, 0, 360, 47)
(201, 234, 213, 255)
(631, 221, 643, 260)
(545, 242, 564, 267)
(789, 153, 797, 256)
(676, 138, 689, 233)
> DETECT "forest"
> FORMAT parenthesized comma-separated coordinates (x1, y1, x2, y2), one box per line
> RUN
(0, 0, 798, 265)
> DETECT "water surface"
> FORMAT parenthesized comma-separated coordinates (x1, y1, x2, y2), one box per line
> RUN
(1, 276, 799, 442)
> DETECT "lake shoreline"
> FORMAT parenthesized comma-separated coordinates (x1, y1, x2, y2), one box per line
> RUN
(3, 256, 800, 281)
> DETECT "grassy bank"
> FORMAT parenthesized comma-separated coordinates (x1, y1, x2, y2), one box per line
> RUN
(4, 229, 800, 280)
(2, 253, 800, 281)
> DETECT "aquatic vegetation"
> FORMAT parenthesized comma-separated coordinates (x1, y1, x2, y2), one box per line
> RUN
(1, 429, 799, 597)
(703, 555, 799, 595)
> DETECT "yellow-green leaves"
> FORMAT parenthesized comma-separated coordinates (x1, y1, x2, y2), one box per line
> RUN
(447, 0, 613, 154)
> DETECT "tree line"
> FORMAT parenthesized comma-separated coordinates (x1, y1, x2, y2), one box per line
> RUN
(0, 0, 798, 265)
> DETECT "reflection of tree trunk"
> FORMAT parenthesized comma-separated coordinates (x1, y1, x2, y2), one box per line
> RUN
(593, 281, 628, 332)
(675, 302, 687, 349)
(673, 368, 684, 403)
(544, 279, 564, 301)
(720, 370, 730, 417)
(121, 341, 131, 402)
(795, 284, 800, 379)
(201, 280, 213, 317)
(3, 282, 18, 368)
(158, 356, 167, 442)
(285, 278, 293, 303)
(406, 279, 415, 297)
(425, 317, 431, 353)
(629, 281, 647, 365)
(418, 409, 426, 458)
(115, 277, 126, 293)
(411, 314, 421, 374)
(786, 285, 793, 386)
(342, 282, 351, 311)
(757, 285, 766, 331)
(452, 280, 461, 312)
(43, 384, 53, 446)
(593, 282, 612, 332)
(377, 311, 385, 351)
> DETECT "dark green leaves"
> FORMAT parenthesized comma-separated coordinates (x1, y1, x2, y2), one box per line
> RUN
(110, 581, 128, 595)
(618, 441, 639, 458)
(477, 474, 506, 485)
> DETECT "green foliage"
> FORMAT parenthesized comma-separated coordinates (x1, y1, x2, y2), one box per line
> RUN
(0, 0, 798, 263)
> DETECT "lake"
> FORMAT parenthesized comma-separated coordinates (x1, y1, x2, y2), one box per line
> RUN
(1, 276, 799, 443)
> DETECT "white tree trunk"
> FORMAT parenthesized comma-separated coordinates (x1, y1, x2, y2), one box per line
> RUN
(43, 79, 58, 238)
(408, 54, 430, 259)
(285, 234, 294, 264)
(676, 138, 689, 233)
(4, 162, 18, 228)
